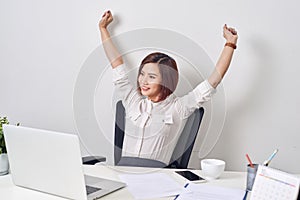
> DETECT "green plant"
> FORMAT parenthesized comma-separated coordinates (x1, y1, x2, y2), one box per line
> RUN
(0, 117, 19, 154)
(0, 117, 9, 154)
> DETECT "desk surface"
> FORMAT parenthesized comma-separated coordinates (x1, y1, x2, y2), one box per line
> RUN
(0, 165, 248, 200)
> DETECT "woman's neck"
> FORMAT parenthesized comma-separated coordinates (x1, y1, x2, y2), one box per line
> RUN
(148, 96, 161, 103)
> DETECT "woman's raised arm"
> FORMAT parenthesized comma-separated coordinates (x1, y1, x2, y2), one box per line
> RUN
(208, 24, 238, 88)
(99, 10, 124, 68)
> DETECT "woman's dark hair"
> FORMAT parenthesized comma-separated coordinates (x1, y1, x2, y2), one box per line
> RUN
(137, 52, 179, 101)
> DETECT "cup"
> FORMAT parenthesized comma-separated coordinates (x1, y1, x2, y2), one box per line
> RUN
(201, 159, 225, 180)
(246, 164, 259, 191)
(0, 153, 9, 175)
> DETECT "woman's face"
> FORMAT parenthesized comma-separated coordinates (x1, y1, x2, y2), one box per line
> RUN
(138, 63, 162, 102)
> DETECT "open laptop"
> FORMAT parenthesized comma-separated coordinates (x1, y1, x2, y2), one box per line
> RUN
(3, 125, 126, 200)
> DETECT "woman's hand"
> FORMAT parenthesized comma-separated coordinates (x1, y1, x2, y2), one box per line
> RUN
(99, 10, 123, 68)
(99, 10, 113, 30)
(223, 24, 238, 44)
(208, 24, 238, 88)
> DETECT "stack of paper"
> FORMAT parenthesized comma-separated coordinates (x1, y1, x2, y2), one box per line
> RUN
(175, 183, 246, 200)
(119, 173, 183, 199)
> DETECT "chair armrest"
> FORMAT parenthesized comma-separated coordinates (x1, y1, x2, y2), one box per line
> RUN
(82, 156, 106, 165)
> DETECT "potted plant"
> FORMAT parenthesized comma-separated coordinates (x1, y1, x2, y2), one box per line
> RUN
(0, 116, 19, 175)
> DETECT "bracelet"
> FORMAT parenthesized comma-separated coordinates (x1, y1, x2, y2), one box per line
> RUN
(225, 42, 237, 49)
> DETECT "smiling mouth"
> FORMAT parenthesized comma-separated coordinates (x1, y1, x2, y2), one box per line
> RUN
(141, 86, 150, 91)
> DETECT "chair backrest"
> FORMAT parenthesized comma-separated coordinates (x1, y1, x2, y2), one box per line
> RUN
(167, 107, 204, 169)
(114, 100, 204, 168)
(114, 101, 126, 165)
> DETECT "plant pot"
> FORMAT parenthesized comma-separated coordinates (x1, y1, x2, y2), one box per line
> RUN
(0, 153, 9, 175)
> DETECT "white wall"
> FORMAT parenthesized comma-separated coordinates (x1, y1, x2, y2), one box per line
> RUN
(1, 0, 299, 173)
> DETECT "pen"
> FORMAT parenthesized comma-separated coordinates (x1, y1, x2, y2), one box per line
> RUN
(174, 183, 189, 200)
(243, 190, 248, 200)
(246, 154, 254, 168)
(263, 149, 278, 166)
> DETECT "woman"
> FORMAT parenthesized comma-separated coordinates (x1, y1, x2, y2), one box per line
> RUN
(99, 10, 238, 166)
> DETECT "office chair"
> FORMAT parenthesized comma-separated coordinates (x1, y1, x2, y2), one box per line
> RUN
(167, 105, 204, 169)
(83, 101, 204, 169)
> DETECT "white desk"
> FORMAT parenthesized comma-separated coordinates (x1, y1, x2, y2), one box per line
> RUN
(0, 165, 249, 200)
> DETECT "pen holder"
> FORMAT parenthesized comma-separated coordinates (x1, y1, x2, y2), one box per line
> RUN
(246, 164, 259, 191)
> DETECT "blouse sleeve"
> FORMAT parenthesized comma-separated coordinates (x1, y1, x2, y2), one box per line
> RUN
(112, 64, 142, 109)
(175, 80, 216, 119)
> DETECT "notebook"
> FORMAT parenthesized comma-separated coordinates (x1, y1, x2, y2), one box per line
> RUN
(3, 124, 126, 200)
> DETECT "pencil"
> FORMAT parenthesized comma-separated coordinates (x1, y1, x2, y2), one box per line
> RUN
(246, 154, 254, 168)
(263, 149, 279, 166)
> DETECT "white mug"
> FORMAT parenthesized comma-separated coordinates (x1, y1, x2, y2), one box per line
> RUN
(0, 153, 9, 175)
(201, 159, 225, 180)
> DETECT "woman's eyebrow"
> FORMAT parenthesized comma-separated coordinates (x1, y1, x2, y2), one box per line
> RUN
(148, 73, 158, 77)
(140, 69, 158, 77)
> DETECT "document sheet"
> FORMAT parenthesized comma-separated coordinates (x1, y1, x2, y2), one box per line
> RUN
(175, 183, 246, 200)
(119, 172, 183, 199)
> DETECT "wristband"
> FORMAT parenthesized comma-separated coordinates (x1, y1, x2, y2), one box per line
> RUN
(225, 42, 237, 49)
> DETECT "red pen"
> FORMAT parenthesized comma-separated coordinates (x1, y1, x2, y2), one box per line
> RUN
(246, 154, 254, 168)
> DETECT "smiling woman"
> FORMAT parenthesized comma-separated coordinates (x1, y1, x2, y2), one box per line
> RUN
(98, 10, 238, 166)
(137, 52, 178, 102)
(138, 63, 163, 102)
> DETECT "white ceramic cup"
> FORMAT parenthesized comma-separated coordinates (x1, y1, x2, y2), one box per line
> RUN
(0, 154, 9, 175)
(201, 159, 225, 180)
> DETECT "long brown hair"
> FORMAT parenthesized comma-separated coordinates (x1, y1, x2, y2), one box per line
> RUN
(137, 52, 179, 101)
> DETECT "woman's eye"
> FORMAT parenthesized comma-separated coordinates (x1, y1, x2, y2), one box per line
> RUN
(150, 75, 156, 79)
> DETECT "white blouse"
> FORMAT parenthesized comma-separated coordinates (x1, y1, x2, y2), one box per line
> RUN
(112, 64, 216, 164)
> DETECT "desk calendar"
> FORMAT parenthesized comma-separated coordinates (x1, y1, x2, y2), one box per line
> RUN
(250, 165, 299, 200)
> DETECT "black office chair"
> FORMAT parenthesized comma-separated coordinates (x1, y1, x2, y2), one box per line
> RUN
(167, 105, 204, 169)
(83, 101, 204, 168)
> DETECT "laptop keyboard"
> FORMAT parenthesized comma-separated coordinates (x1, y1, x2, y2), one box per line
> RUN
(86, 185, 102, 195)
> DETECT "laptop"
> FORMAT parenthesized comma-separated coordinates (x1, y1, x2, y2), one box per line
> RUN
(3, 125, 126, 200)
